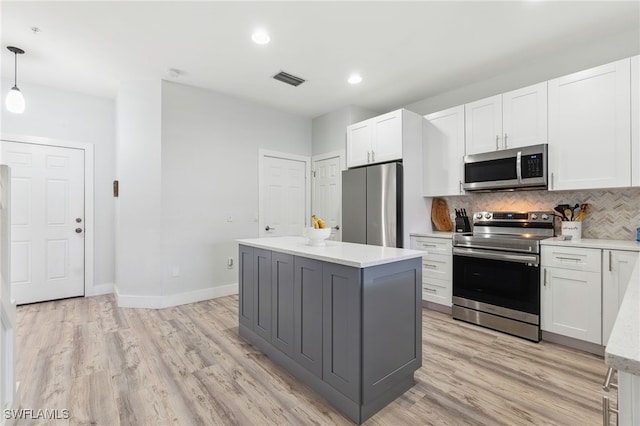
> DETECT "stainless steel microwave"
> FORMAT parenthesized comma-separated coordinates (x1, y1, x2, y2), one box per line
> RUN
(462, 144, 548, 192)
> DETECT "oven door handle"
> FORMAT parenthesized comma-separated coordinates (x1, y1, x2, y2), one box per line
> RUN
(453, 247, 539, 265)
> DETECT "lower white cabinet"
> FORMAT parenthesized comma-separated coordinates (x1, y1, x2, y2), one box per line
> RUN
(410, 235, 452, 306)
(541, 246, 602, 344)
(602, 250, 639, 345)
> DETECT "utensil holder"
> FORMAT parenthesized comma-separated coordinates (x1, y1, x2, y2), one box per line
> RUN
(561, 221, 582, 239)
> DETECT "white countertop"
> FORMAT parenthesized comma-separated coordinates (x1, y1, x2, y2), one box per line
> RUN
(605, 253, 640, 375)
(541, 237, 640, 252)
(237, 236, 424, 268)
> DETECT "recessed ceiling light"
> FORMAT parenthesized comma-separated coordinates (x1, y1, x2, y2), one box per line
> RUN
(348, 73, 363, 85)
(251, 29, 270, 45)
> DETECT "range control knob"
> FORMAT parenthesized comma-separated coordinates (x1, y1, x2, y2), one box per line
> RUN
(484, 212, 492, 219)
(531, 213, 538, 220)
(541, 213, 550, 220)
(475, 213, 483, 220)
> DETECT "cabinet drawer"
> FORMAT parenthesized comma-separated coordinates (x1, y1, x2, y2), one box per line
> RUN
(422, 277, 452, 306)
(422, 255, 452, 281)
(410, 236, 452, 255)
(541, 246, 601, 272)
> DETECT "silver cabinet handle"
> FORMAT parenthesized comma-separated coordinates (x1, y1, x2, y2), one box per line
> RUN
(543, 268, 547, 287)
(423, 263, 437, 269)
(556, 256, 582, 262)
(424, 287, 437, 293)
(459, 180, 463, 194)
(265, 226, 276, 231)
(602, 396, 618, 426)
(371, 151, 375, 162)
(551, 172, 554, 190)
(504, 133, 508, 148)
(496, 135, 500, 150)
(609, 251, 613, 272)
(602, 367, 617, 391)
(367, 151, 371, 163)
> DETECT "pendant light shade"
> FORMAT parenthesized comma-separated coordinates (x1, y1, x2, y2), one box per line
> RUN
(6, 86, 25, 114)
(6, 46, 25, 114)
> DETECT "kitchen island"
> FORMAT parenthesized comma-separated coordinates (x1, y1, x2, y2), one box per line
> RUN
(237, 236, 423, 424)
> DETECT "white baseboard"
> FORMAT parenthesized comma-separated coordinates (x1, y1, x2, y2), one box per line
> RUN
(86, 282, 114, 297)
(115, 283, 238, 309)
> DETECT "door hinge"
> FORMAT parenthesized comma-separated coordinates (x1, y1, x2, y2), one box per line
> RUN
(312, 170, 316, 178)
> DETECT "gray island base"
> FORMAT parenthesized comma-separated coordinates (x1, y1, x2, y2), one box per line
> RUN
(237, 237, 423, 424)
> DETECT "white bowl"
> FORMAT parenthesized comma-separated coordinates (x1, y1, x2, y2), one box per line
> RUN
(303, 227, 331, 246)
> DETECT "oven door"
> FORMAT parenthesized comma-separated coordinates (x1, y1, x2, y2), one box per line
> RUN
(452, 247, 540, 316)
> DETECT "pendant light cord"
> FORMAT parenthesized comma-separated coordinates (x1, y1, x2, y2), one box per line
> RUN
(13, 51, 17, 87)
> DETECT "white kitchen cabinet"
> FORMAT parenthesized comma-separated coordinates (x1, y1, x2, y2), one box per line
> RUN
(541, 246, 602, 345)
(602, 250, 639, 345)
(410, 235, 452, 307)
(423, 106, 465, 196)
(465, 82, 548, 155)
(347, 109, 417, 168)
(632, 55, 639, 187)
(548, 58, 631, 190)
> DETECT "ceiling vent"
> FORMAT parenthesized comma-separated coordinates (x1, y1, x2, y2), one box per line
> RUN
(273, 71, 306, 87)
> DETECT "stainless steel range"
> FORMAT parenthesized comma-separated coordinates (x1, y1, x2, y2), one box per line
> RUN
(452, 211, 555, 342)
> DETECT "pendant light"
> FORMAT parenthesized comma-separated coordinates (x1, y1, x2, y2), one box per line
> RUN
(6, 46, 25, 114)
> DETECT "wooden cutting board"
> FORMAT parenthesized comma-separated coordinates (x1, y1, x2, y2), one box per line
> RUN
(431, 197, 453, 231)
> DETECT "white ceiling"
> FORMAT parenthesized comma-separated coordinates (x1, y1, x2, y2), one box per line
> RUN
(2, 1, 639, 118)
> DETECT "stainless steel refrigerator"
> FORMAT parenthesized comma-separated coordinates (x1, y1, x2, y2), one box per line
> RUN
(342, 162, 403, 248)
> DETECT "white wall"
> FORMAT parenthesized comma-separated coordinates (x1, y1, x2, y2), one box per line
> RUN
(404, 29, 640, 115)
(0, 80, 115, 294)
(160, 81, 311, 298)
(115, 81, 163, 300)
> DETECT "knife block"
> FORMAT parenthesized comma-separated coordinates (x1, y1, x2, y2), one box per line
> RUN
(455, 216, 471, 233)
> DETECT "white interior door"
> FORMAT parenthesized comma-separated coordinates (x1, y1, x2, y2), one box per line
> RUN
(312, 153, 343, 241)
(1, 142, 85, 304)
(260, 152, 309, 237)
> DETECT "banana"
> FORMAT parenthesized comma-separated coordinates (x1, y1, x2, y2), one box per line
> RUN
(311, 215, 325, 229)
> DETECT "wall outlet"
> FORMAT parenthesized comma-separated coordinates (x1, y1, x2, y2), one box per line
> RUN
(227, 257, 234, 269)
(226, 215, 233, 222)
(171, 266, 180, 277)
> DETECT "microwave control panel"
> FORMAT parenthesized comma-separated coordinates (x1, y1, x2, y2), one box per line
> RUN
(522, 153, 544, 178)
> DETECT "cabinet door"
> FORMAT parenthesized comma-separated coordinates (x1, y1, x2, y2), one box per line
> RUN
(271, 252, 294, 356)
(423, 106, 465, 196)
(541, 267, 601, 344)
(238, 245, 254, 329)
(346, 121, 371, 168)
(632, 55, 639, 186)
(602, 250, 639, 345)
(502, 82, 548, 149)
(548, 58, 631, 190)
(465, 95, 502, 155)
(322, 263, 360, 401)
(293, 256, 323, 378)
(254, 248, 272, 341)
(371, 110, 403, 164)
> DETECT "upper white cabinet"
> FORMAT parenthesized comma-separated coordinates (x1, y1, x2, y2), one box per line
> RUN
(465, 82, 548, 155)
(548, 58, 631, 190)
(632, 55, 639, 186)
(423, 106, 465, 196)
(347, 109, 415, 168)
(602, 250, 639, 345)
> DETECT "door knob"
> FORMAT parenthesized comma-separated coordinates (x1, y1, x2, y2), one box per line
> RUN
(265, 226, 275, 231)
(75, 217, 82, 223)
(332, 225, 340, 230)
(75, 228, 83, 234)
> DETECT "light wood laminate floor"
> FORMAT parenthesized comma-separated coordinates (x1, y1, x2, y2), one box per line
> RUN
(15, 294, 612, 425)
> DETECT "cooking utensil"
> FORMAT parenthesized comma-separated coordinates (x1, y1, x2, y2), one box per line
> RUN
(564, 208, 573, 221)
